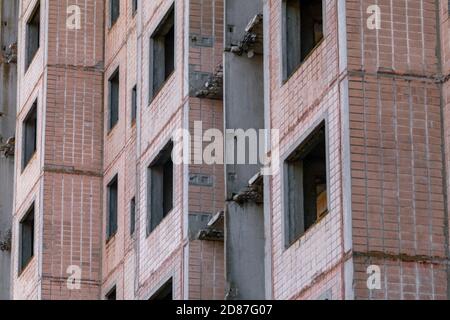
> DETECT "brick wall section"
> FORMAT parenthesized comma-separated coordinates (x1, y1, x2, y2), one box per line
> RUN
(188, 0, 225, 300)
(131, 0, 186, 299)
(13, 0, 105, 299)
(101, 0, 138, 300)
(346, 0, 448, 299)
(268, 0, 345, 300)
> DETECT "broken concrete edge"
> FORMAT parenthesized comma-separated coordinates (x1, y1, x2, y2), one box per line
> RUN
(193, 64, 224, 100)
(0, 136, 15, 158)
(232, 171, 264, 205)
(195, 211, 225, 242)
(228, 13, 264, 57)
(0, 229, 12, 252)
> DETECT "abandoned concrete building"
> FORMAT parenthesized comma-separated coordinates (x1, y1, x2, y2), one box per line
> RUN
(1, 0, 450, 300)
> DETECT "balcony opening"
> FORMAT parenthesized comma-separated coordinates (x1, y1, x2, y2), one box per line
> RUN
(105, 286, 117, 300)
(149, 5, 175, 101)
(130, 197, 136, 236)
(132, 0, 138, 16)
(284, 122, 328, 246)
(147, 141, 173, 235)
(131, 84, 137, 124)
(110, 0, 120, 26)
(19, 203, 35, 273)
(149, 278, 173, 300)
(283, 0, 323, 79)
(26, 2, 40, 70)
(107, 175, 118, 240)
(22, 102, 37, 170)
(108, 68, 120, 130)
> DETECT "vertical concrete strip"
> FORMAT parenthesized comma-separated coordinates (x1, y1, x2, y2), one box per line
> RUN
(262, 0, 272, 300)
(337, 0, 353, 299)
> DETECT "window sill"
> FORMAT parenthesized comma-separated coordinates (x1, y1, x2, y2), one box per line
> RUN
(107, 123, 118, 137)
(18, 255, 35, 278)
(282, 37, 325, 86)
(285, 210, 329, 250)
(148, 70, 176, 108)
(21, 152, 37, 175)
(146, 208, 174, 239)
(106, 231, 117, 245)
(24, 50, 40, 75)
(108, 19, 119, 32)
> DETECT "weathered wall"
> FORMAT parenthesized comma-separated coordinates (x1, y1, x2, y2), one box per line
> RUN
(0, 0, 17, 300)
(224, 0, 266, 300)
(188, 0, 226, 300)
(267, 0, 346, 300)
(12, 0, 105, 300)
(346, 0, 448, 299)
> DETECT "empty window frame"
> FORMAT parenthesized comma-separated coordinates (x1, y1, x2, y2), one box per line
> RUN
(131, 85, 137, 124)
(22, 102, 37, 170)
(108, 68, 120, 130)
(110, 0, 120, 27)
(19, 203, 35, 273)
(130, 197, 136, 236)
(284, 122, 328, 246)
(26, 2, 40, 70)
(149, 5, 175, 101)
(132, 0, 138, 16)
(283, 0, 324, 80)
(105, 286, 117, 300)
(107, 175, 118, 240)
(147, 141, 174, 235)
(149, 278, 173, 300)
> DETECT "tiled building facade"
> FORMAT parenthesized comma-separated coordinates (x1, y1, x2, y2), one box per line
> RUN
(4, 0, 450, 300)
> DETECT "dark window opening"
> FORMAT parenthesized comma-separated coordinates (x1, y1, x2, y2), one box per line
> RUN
(131, 85, 137, 124)
(149, 278, 173, 300)
(284, 0, 323, 79)
(285, 122, 327, 246)
(130, 197, 136, 236)
(109, 68, 120, 130)
(22, 102, 37, 170)
(26, 2, 40, 70)
(19, 204, 35, 273)
(149, 6, 175, 101)
(110, 0, 120, 26)
(106, 286, 117, 300)
(147, 141, 174, 235)
(107, 175, 118, 240)
(132, 0, 138, 16)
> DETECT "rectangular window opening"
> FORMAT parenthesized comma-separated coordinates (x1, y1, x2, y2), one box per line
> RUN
(19, 203, 35, 273)
(22, 102, 37, 170)
(130, 197, 136, 236)
(106, 286, 117, 300)
(107, 175, 118, 240)
(26, 2, 40, 70)
(132, 0, 138, 16)
(283, 0, 323, 79)
(147, 141, 174, 235)
(110, 0, 120, 26)
(109, 68, 120, 130)
(284, 122, 328, 247)
(149, 278, 173, 300)
(131, 85, 137, 124)
(149, 5, 175, 101)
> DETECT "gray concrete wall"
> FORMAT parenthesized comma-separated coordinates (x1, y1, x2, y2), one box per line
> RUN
(0, 0, 18, 300)
(224, 0, 264, 198)
(225, 202, 265, 300)
(224, 0, 265, 300)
